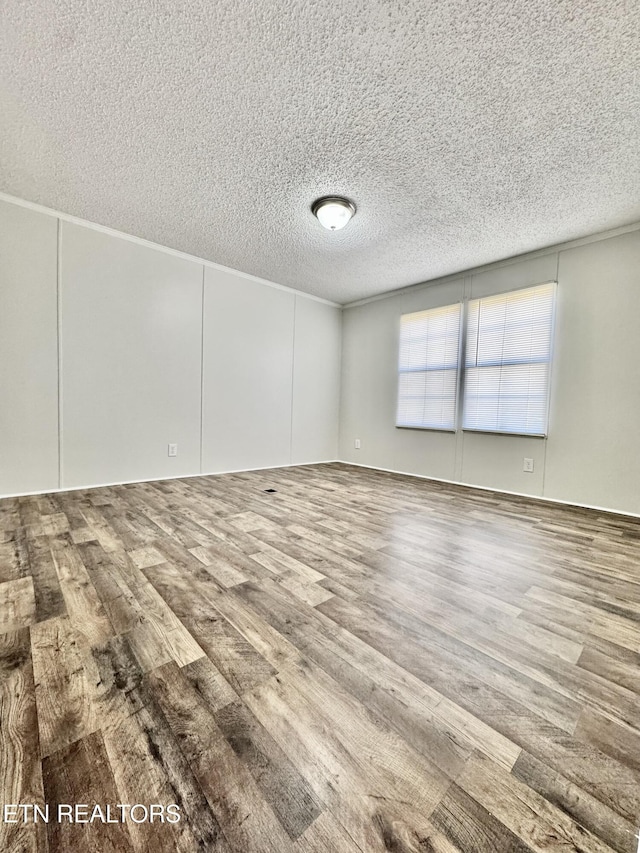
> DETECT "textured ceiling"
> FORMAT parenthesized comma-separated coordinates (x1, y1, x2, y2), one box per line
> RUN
(1, 1, 639, 304)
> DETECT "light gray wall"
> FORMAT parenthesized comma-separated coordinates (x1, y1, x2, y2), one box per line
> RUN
(340, 229, 640, 516)
(4, 190, 639, 516)
(0, 200, 59, 494)
(202, 269, 295, 473)
(544, 232, 640, 511)
(201, 271, 342, 472)
(291, 297, 342, 465)
(60, 223, 203, 488)
(0, 198, 341, 496)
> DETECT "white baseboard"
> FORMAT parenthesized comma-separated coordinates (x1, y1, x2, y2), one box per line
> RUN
(0, 460, 340, 500)
(4, 458, 638, 522)
(337, 459, 640, 521)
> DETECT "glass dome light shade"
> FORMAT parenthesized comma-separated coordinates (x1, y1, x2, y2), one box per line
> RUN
(312, 197, 356, 230)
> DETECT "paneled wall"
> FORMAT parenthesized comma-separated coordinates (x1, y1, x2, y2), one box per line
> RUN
(340, 228, 640, 516)
(60, 224, 203, 488)
(202, 271, 342, 473)
(0, 197, 341, 496)
(291, 296, 342, 464)
(4, 189, 640, 517)
(202, 269, 296, 474)
(0, 202, 59, 494)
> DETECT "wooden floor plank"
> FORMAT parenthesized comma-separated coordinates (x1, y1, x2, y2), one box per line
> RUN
(1, 462, 639, 852)
(101, 704, 228, 853)
(42, 731, 133, 853)
(146, 660, 295, 853)
(31, 616, 97, 758)
(512, 750, 638, 853)
(431, 782, 534, 852)
(0, 575, 36, 634)
(245, 665, 439, 853)
(180, 654, 239, 712)
(49, 535, 113, 647)
(0, 629, 47, 853)
(235, 576, 505, 776)
(455, 751, 621, 853)
(577, 641, 640, 695)
(25, 534, 66, 623)
(215, 697, 323, 839)
(293, 811, 366, 853)
(317, 593, 582, 734)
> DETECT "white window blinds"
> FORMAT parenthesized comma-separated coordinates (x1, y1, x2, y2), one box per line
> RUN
(396, 303, 461, 430)
(462, 282, 556, 436)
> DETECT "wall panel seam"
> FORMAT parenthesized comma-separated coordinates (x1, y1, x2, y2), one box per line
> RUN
(56, 218, 63, 489)
(199, 265, 205, 475)
(0, 191, 339, 308)
(289, 296, 297, 464)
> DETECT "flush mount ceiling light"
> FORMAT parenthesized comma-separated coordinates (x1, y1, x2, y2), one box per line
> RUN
(312, 196, 356, 231)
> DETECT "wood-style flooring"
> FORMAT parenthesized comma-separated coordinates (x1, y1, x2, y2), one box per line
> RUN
(1, 462, 640, 852)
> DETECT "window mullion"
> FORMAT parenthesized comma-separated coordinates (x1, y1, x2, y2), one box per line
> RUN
(456, 299, 468, 433)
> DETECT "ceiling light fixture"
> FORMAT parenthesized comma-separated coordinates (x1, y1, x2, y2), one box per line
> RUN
(312, 196, 356, 231)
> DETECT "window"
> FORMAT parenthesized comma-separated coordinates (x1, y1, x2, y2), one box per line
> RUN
(463, 283, 556, 436)
(396, 282, 556, 436)
(396, 303, 462, 430)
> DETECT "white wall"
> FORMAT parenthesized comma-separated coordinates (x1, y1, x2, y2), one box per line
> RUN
(0, 200, 59, 494)
(340, 228, 640, 516)
(4, 189, 639, 517)
(201, 271, 342, 473)
(60, 224, 203, 488)
(291, 297, 342, 464)
(202, 270, 295, 473)
(0, 196, 341, 497)
(544, 232, 640, 511)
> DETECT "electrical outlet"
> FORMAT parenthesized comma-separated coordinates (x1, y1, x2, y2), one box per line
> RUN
(354, 438, 361, 450)
(523, 457, 534, 473)
(168, 443, 178, 457)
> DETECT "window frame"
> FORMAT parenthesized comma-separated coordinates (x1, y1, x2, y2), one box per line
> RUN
(395, 280, 557, 438)
(395, 301, 463, 433)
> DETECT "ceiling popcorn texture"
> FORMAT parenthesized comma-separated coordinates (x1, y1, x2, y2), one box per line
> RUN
(1, 1, 639, 304)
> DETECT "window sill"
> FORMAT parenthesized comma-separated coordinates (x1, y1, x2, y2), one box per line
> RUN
(395, 425, 457, 434)
(462, 428, 548, 439)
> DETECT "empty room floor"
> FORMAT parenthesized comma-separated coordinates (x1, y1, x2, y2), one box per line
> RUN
(1, 463, 640, 852)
